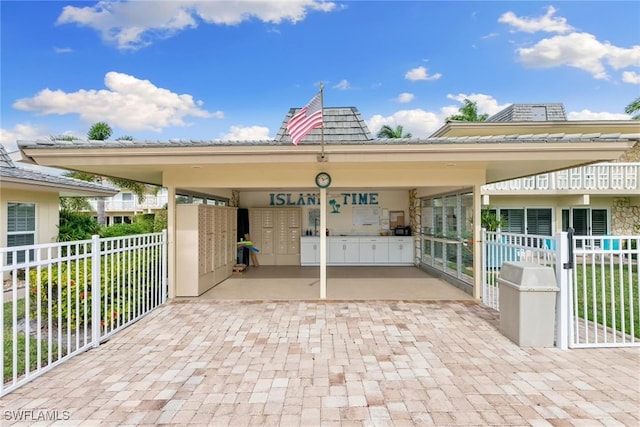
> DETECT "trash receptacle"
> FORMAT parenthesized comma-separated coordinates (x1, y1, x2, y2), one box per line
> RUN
(498, 262, 558, 347)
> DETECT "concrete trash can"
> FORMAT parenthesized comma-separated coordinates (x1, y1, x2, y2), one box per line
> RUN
(498, 262, 559, 347)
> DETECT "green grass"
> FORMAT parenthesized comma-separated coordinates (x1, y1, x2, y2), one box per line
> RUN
(3, 300, 57, 383)
(574, 264, 640, 339)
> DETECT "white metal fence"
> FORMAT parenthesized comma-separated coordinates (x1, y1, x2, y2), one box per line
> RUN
(571, 236, 639, 348)
(1, 231, 167, 396)
(482, 230, 639, 349)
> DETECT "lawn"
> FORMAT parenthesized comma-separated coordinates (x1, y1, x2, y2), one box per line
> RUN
(574, 262, 639, 339)
(3, 300, 57, 383)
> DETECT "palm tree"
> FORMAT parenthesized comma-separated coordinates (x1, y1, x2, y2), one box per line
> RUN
(88, 122, 113, 140)
(447, 99, 488, 122)
(625, 97, 640, 120)
(376, 125, 412, 138)
(64, 122, 149, 224)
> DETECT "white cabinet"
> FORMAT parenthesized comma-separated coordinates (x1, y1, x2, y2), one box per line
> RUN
(300, 237, 320, 265)
(359, 237, 389, 264)
(176, 204, 238, 296)
(388, 237, 414, 265)
(329, 237, 360, 264)
(300, 236, 414, 266)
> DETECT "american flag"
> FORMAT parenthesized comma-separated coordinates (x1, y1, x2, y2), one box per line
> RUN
(286, 92, 323, 145)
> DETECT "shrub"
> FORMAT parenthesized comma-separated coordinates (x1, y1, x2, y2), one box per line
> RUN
(134, 213, 155, 230)
(28, 250, 159, 330)
(99, 222, 150, 238)
(58, 210, 100, 242)
(153, 209, 168, 232)
(29, 264, 92, 330)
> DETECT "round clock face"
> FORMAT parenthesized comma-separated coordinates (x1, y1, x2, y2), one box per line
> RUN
(315, 172, 331, 188)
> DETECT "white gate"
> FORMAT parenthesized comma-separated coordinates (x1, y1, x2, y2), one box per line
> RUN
(569, 236, 639, 348)
(482, 231, 639, 349)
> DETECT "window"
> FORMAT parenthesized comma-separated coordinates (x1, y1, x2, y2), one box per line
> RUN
(500, 209, 525, 233)
(531, 106, 547, 121)
(526, 208, 552, 235)
(7, 202, 36, 263)
(563, 208, 608, 236)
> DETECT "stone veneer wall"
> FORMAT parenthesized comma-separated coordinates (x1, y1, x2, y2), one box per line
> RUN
(611, 142, 640, 234)
(612, 197, 640, 235)
(617, 141, 640, 162)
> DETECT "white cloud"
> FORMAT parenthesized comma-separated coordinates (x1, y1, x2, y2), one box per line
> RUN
(622, 71, 640, 84)
(498, 6, 573, 34)
(499, 6, 640, 80)
(57, 0, 336, 50)
(446, 93, 508, 118)
(0, 124, 49, 152)
(13, 72, 219, 132)
(404, 66, 442, 82)
(368, 110, 443, 138)
(606, 44, 640, 70)
(54, 47, 73, 54)
(367, 94, 508, 138)
(395, 93, 414, 103)
(333, 80, 351, 90)
(220, 125, 271, 141)
(516, 32, 640, 80)
(567, 110, 631, 120)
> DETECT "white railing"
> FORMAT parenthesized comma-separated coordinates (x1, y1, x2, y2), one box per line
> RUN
(1, 231, 167, 396)
(87, 194, 169, 212)
(482, 231, 639, 349)
(481, 231, 557, 311)
(483, 163, 640, 193)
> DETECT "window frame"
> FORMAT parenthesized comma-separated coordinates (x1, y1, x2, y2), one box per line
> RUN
(6, 201, 37, 263)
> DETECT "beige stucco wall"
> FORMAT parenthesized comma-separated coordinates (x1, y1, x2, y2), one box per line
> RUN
(0, 188, 60, 247)
(239, 190, 409, 236)
(482, 194, 638, 235)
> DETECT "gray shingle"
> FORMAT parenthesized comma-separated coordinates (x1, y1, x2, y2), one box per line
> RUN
(1, 145, 118, 194)
(274, 107, 373, 144)
(486, 103, 567, 122)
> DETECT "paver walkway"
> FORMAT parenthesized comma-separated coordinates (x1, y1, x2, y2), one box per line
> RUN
(1, 300, 638, 426)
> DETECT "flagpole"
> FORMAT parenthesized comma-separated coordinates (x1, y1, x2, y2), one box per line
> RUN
(319, 82, 326, 161)
(318, 82, 327, 299)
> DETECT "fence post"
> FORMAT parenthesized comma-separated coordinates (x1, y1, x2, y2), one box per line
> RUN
(555, 231, 570, 350)
(161, 229, 168, 303)
(481, 228, 487, 304)
(91, 235, 101, 348)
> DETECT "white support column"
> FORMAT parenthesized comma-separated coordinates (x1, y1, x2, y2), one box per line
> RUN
(166, 185, 177, 299)
(555, 231, 570, 350)
(320, 187, 327, 299)
(473, 184, 483, 300)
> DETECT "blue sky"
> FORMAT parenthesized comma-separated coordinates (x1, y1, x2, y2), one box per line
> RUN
(1, 1, 639, 152)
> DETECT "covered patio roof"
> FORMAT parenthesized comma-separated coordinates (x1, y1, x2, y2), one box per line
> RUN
(15, 108, 639, 197)
(16, 137, 638, 197)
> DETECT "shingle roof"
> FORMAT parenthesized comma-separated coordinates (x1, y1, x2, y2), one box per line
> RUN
(0, 145, 118, 195)
(486, 103, 567, 122)
(0, 145, 15, 168)
(17, 132, 640, 150)
(274, 107, 373, 144)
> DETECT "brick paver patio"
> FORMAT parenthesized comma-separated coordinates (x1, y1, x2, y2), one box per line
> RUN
(1, 300, 638, 426)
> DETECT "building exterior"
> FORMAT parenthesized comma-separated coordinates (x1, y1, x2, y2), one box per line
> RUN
(433, 104, 640, 239)
(0, 145, 117, 257)
(16, 105, 639, 299)
(85, 188, 170, 225)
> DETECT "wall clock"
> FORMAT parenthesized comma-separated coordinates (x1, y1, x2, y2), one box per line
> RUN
(315, 172, 332, 189)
